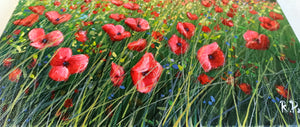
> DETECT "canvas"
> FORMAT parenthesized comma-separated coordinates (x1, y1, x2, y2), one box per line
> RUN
(0, 0, 300, 126)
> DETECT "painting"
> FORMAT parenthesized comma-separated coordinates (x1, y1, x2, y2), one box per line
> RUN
(0, 0, 299, 126)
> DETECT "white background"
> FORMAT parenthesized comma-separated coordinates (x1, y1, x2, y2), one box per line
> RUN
(0, 0, 299, 40)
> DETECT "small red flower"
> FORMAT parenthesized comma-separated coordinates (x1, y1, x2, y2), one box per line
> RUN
(258, 17, 280, 31)
(202, 26, 211, 33)
(64, 98, 73, 108)
(102, 24, 131, 41)
(13, 29, 21, 35)
(276, 85, 290, 99)
(3, 58, 13, 67)
(127, 39, 147, 52)
(197, 73, 213, 85)
(82, 21, 94, 26)
(109, 13, 126, 22)
(13, 14, 39, 27)
(227, 8, 236, 18)
(152, 31, 163, 41)
(49, 48, 89, 81)
(54, 1, 61, 6)
(186, 12, 198, 20)
(45, 11, 72, 25)
(239, 83, 252, 95)
(84, 0, 92, 3)
(123, 3, 139, 10)
(201, 0, 215, 7)
(269, 11, 284, 20)
(111, 0, 124, 6)
(221, 0, 229, 5)
(75, 30, 88, 43)
(168, 34, 189, 55)
(232, 4, 238, 8)
(222, 18, 234, 27)
(243, 30, 270, 50)
(176, 22, 195, 39)
(214, 24, 221, 31)
(110, 62, 125, 86)
(29, 5, 45, 15)
(125, 18, 150, 32)
(214, 6, 223, 13)
(9, 67, 22, 82)
(28, 28, 64, 49)
(197, 42, 225, 72)
(249, 9, 258, 15)
(131, 53, 163, 93)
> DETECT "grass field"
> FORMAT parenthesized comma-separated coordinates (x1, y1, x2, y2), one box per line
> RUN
(0, 0, 300, 126)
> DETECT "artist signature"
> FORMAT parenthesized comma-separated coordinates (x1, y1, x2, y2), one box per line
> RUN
(280, 100, 300, 113)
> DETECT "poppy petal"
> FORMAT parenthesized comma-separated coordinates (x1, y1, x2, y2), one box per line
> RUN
(49, 66, 70, 81)
(9, 68, 22, 82)
(46, 30, 64, 47)
(50, 48, 72, 66)
(127, 39, 147, 52)
(110, 62, 125, 86)
(67, 55, 89, 74)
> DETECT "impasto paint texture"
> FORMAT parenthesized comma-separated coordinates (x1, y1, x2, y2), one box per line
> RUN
(0, 0, 300, 126)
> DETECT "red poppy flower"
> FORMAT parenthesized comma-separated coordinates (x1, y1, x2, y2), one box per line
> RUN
(9, 67, 22, 82)
(222, 18, 234, 27)
(111, 0, 124, 6)
(131, 53, 163, 93)
(197, 42, 225, 72)
(54, 1, 61, 6)
(214, 24, 221, 31)
(197, 73, 213, 85)
(249, 9, 258, 15)
(232, 4, 238, 8)
(127, 39, 147, 52)
(110, 62, 125, 86)
(168, 34, 189, 55)
(125, 18, 150, 32)
(82, 21, 94, 26)
(201, 0, 215, 7)
(3, 57, 13, 67)
(152, 31, 163, 41)
(276, 85, 290, 99)
(258, 17, 280, 31)
(186, 12, 198, 20)
(221, 0, 229, 5)
(75, 30, 88, 43)
(64, 98, 73, 108)
(45, 11, 72, 25)
(102, 24, 131, 41)
(238, 83, 252, 95)
(29, 5, 45, 15)
(49, 48, 89, 81)
(269, 11, 284, 20)
(243, 30, 270, 50)
(176, 22, 195, 39)
(13, 14, 39, 27)
(151, 11, 160, 17)
(80, 5, 89, 13)
(123, 3, 139, 10)
(84, 0, 92, 3)
(202, 26, 211, 33)
(227, 8, 236, 18)
(109, 13, 126, 22)
(28, 28, 64, 49)
(214, 6, 223, 13)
